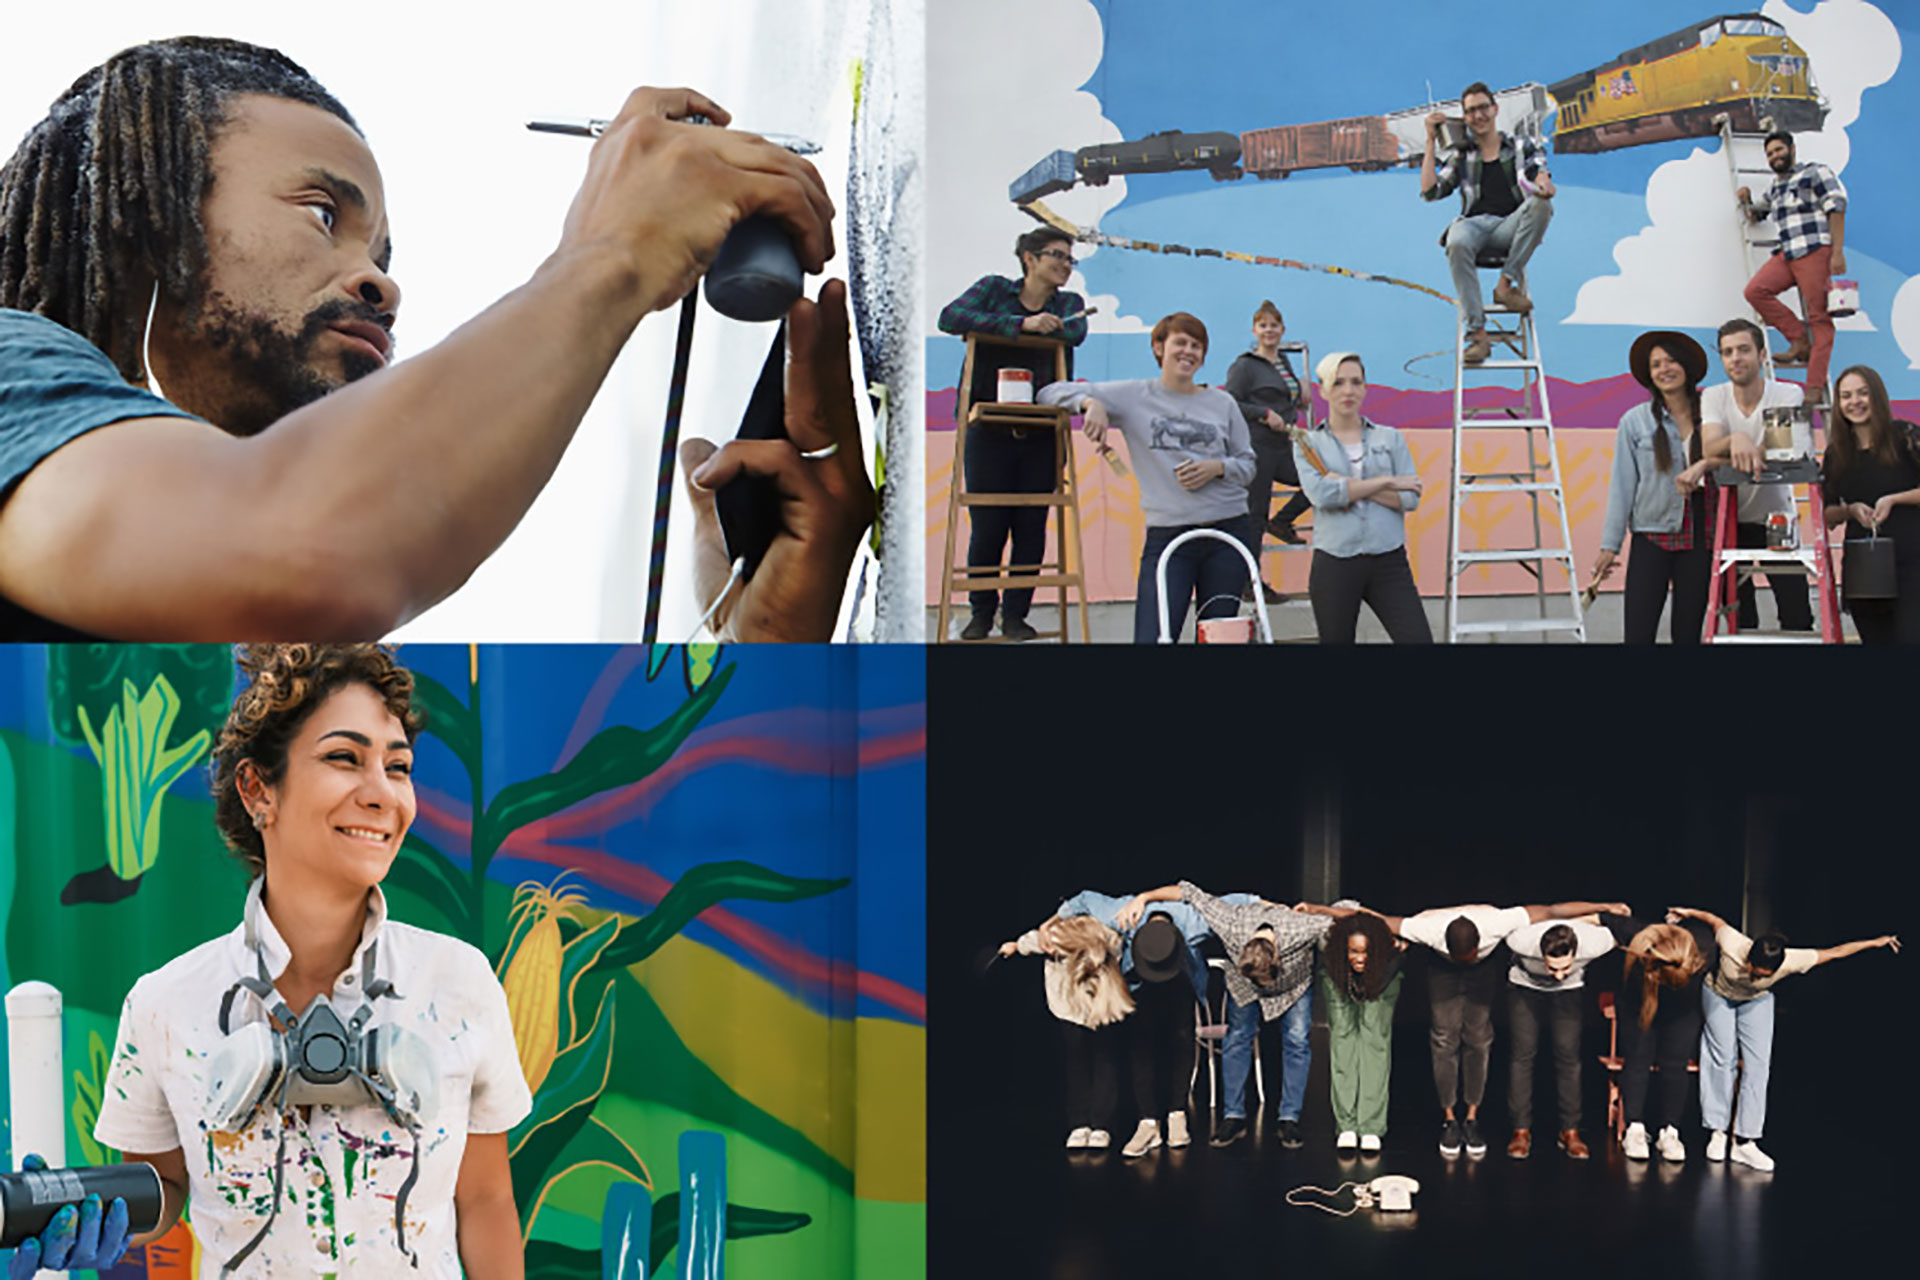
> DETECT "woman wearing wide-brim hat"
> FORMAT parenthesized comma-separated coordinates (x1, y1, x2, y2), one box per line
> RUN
(1593, 330, 1716, 643)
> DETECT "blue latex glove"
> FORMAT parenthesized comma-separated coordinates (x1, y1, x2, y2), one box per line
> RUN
(5, 1156, 131, 1278)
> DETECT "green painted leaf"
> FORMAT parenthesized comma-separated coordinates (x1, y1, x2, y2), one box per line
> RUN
(524, 1240, 597, 1280)
(556, 917, 620, 1053)
(647, 1195, 813, 1274)
(71, 1031, 113, 1167)
(645, 646, 672, 682)
(383, 834, 475, 943)
(508, 983, 616, 1208)
(553, 1113, 651, 1190)
(411, 671, 482, 798)
(479, 666, 734, 854)
(591, 861, 850, 975)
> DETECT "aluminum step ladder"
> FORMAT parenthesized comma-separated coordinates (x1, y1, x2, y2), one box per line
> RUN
(1443, 262, 1587, 643)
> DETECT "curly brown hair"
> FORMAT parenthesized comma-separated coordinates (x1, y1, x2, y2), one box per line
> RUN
(209, 644, 421, 875)
(1327, 912, 1397, 1002)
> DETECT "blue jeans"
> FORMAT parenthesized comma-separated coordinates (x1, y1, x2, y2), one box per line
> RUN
(1134, 517, 1254, 643)
(1701, 985, 1774, 1139)
(1222, 987, 1313, 1122)
(1445, 194, 1554, 333)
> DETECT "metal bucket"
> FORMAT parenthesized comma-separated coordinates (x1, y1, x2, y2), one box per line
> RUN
(1761, 404, 1813, 460)
(1828, 278, 1859, 319)
(1843, 533, 1897, 601)
(1435, 118, 1470, 151)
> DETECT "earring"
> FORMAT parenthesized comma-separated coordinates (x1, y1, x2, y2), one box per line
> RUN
(252, 809, 273, 831)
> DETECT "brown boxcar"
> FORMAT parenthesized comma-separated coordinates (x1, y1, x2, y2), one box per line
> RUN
(1240, 116, 1399, 178)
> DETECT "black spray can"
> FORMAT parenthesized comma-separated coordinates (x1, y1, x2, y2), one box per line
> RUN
(0, 1164, 163, 1247)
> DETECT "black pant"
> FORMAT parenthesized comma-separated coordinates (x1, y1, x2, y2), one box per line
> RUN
(1508, 985, 1583, 1131)
(1246, 423, 1312, 535)
(1133, 517, 1254, 643)
(1128, 976, 1196, 1119)
(1428, 957, 1500, 1110)
(1624, 531, 1712, 644)
(964, 427, 1057, 622)
(1735, 521, 1813, 631)
(1058, 1021, 1118, 1132)
(1846, 542, 1920, 643)
(1308, 548, 1433, 644)
(1619, 987, 1702, 1131)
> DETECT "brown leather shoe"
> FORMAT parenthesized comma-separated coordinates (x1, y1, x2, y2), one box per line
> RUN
(1464, 332, 1493, 365)
(1772, 342, 1811, 367)
(1558, 1129, 1590, 1159)
(1507, 1128, 1532, 1159)
(1492, 278, 1533, 314)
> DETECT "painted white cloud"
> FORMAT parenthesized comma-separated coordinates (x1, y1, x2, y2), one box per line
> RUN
(1568, 0, 1898, 331)
(927, 0, 1146, 331)
(1892, 276, 1920, 369)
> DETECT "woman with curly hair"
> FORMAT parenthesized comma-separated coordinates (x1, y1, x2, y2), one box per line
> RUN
(1602, 913, 1710, 1163)
(998, 915, 1136, 1150)
(1317, 911, 1405, 1153)
(71, 645, 532, 1278)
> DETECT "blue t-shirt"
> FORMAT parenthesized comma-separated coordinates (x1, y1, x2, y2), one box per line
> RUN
(0, 308, 203, 638)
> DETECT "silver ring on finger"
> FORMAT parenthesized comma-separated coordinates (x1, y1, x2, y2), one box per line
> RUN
(799, 442, 840, 461)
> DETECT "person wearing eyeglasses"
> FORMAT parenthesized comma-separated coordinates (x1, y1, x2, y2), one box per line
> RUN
(938, 227, 1090, 642)
(1421, 81, 1555, 367)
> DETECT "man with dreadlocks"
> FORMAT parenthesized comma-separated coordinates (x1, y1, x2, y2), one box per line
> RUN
(0, 37, 867, 640)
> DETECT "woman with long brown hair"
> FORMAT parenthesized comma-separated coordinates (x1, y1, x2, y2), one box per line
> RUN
(1593, 331, 1714, 643)
(1822, 364, 1920, 642)
(998, 915, 1136, 1150)
(1317, 911, 1406, 1153)
(1603, 914, 1710, 1163)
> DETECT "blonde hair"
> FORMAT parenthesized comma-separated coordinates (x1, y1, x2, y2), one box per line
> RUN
(1316, 350, 1365, 391)
(1052, 916, 1135, 1028)
(1623, 923, 1704, 1029)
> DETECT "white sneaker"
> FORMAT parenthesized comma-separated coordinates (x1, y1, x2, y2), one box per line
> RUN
(1730, 1139, 1775, 1172)
(1706, 1129, 1728, 1162)
(1066, 1126, 1092, 1150)
(1360, 1134, 1382, 1154)
(1086, 1129, 1111, 1150)
(1623, 1122, 1650, 1161)
(1166, 1111, 1190, 1148)
(1657, 1126, 1686, 1163)
(1122, 1118, 1162, 1158)
(1336, 1130, 1358, 1152)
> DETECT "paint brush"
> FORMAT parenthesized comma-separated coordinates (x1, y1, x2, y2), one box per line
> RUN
(1288, 425, 1330, 477)
(527, 116, 822, 153)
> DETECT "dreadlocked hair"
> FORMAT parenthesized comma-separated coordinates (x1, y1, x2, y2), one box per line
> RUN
(1622, 923, 1704, 1029)
(0, 37, 358, 384)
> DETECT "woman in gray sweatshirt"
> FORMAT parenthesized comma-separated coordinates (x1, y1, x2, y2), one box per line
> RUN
(1039, 313, 1257, 642)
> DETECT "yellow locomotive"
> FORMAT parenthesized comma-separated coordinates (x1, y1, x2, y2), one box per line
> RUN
(1549, 12, 1825, 154)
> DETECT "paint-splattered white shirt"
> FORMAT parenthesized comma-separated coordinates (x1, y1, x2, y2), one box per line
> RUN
(94, 885, 532, 1277)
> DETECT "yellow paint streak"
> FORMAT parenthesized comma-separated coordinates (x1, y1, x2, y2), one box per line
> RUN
(630, 931, 925, 1201)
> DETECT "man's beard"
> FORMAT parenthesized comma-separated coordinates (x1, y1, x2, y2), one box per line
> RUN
(191, 292, 392, 435)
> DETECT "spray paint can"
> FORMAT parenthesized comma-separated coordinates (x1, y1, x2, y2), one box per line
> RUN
(0, 1164, 164, 1247)
(6, 982, 65, 1170)
(1767, 510, 1797, 549)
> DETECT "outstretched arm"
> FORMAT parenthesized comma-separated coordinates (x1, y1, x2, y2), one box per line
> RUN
(1814, 935, 1900, 966)
(1115, 885, 1182, 932)
(1524, 900, 1630, 923)
(1667, 906, 1729, 932)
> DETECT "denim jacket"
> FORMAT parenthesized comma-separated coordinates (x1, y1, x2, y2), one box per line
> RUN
(1292, 419, 1420, 558)
(1600, 401, 1695, 552)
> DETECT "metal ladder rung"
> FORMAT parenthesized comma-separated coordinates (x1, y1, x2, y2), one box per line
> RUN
(1458, 416, 1554, 430)
(1453, 548, 1575, 565)
(1460, 481, 1560, 494)
(1451, 618, 1587, 636)
(1705, 634, 1826, 645)
(1472, 358, 1546, 371)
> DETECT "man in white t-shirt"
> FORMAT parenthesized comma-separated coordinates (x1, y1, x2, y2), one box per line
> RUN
(1682, 317, 1812, 630)
(1503, 918, 1615, 1160)
(1355, 898, 1622, 1160)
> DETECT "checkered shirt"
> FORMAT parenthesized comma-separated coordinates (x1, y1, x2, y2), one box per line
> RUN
(1752, 162, 1847, 262)
(1424, 132, 1550, 213)
(1179, 880, 1334, 1019)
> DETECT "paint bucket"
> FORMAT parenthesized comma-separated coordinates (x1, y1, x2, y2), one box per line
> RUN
(1197, 616, 1255, 644)
(1827, 278, 1859, 319)
(1843, 533, 1896, 601)
(996, 368, 1033, 404)
(1766, 510, 1797, 550)
(1761, 404, 1813, 460)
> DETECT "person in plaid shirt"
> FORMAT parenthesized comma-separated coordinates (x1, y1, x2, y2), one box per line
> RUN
(1420, 81, 1556, 366)
(1739, 131, 1848, 407)
(937, 227, 1088, 641)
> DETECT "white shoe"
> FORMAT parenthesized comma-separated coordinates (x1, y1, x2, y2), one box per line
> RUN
(1336, 1130, 1358, 1152)
(1623, 1122, 1650, 1161)
(1657, 1126, 1686, 1163)
(1066, 1126, 1092, 1150)
(1122, 1118, 1162, 1158)
(1360, 1134, 1382, 1154)
(1706, 1129, 1728, 1162)
(1166, 1111, 1191, 1149)
(1730, 1139, 1775, 1172)
(1086, 1129, 1111, 1150)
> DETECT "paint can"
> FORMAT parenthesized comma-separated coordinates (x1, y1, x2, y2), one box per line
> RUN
(1761, 404, 1812, 460)
(0, 1164, 164, 1248)
(1766, 510, 1797, 550)
(996, 369, 1034, 404)
(1827, 278, 1859, 319)
(1197, 616, 1255, 644)
(1435, 118, 1469, 151)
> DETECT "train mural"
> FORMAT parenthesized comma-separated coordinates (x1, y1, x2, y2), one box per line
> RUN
(1008, 11, 1826, 202)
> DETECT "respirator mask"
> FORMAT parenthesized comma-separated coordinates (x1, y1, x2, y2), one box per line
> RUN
(203, 883, 438, 1273)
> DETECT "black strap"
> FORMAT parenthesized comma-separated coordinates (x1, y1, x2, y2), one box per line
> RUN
(220, 1078, 293, 1275)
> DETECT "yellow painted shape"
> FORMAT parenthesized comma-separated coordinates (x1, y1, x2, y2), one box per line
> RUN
(629, 930, 925, 1202)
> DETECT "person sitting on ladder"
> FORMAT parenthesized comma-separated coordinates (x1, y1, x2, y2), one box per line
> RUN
(1420, 81, 1556, 366)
